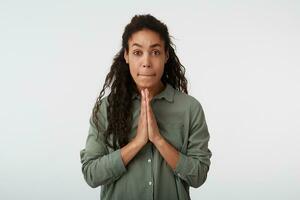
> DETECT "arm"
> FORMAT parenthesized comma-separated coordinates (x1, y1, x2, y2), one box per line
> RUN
(154, 99, 212, 188)
(80, 116, 127, 188)
(175, 99, 212, 188)
(81, 90, 151, 188)
(120, 138, 145, 166)
(80, 98, 147, 188)
(152, 137, 179, 171)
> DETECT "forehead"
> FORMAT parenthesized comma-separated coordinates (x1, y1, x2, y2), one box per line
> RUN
(128, 29, 164, 49)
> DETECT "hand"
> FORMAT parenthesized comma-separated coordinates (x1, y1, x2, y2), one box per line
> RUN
(133, 89, 149, 146)
(145, 88, 163, 143)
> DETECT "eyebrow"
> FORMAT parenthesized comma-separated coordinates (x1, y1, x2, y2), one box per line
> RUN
(131, 43, 161, 48)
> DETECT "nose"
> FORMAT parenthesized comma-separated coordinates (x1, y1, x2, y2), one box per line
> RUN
(142, 54, 151, 68)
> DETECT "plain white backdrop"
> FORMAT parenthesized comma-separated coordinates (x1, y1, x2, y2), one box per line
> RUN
(0, 0, 299, 199)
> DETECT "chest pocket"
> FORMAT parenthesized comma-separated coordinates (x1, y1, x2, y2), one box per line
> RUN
(159, 122, 184, 151)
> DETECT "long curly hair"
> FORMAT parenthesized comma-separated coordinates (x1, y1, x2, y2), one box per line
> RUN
(92, 14, 188, 150)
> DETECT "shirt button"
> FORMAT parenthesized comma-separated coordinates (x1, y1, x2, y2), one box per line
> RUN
(149, 181, 152, 185)
(148, 159, 151, 163)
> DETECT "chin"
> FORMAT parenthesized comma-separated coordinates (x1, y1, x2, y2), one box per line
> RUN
(136, 81, 156, 89)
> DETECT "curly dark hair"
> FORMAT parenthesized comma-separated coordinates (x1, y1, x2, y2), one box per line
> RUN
(92, 14, 188, 150)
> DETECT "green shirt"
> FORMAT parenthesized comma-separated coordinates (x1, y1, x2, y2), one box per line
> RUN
(80, 83, 212, 200)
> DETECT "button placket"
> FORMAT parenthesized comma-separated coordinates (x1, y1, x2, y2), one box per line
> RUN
(149, 144, 154, 189)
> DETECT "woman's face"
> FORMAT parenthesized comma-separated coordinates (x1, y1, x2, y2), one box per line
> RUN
(124, 29, 169, 91)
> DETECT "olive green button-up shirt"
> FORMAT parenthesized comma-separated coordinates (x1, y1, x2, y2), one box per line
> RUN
(80, 83, 212, 200)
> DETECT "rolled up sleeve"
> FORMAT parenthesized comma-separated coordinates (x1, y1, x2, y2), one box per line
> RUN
(80, 105, 127, 188)
(174, 99, 212, 188)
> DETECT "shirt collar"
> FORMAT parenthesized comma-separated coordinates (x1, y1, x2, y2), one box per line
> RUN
(131, 83, 175, 103)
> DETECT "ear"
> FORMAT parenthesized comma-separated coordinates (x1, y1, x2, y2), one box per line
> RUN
(124, 49, 129, 64)
(165, 50, 169, 64)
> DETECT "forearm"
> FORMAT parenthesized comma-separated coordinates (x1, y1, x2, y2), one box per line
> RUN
(120, 138, 146, 166)
(153, 136, 210, 188)
(152, 136, 179, 170)
(81, 137, 146, 188)
(80, 148, 127, 187)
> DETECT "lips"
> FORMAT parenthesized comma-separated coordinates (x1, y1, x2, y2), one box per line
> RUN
(138, 74, 155, 76)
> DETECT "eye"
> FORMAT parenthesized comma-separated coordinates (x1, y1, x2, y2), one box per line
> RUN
(152, 50, 160, 56)
(133, 50, 142, 56)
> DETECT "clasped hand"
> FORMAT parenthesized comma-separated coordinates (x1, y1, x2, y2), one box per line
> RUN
(135, 88, 162, 145)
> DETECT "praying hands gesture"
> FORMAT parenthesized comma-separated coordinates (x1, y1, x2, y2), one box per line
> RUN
(124, 88, 179, 169)
(134, 88, 163, 146)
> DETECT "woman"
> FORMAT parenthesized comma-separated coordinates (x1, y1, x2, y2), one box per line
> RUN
(80, 14, 212, 200)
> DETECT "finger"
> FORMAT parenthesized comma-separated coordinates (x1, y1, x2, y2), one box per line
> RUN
(145, 89, 155, 125)
(142, 90, 148, 128)
(145, 89, 151, 125)
(141, 89, 145, 115)
(146, 88, 152, 102)
(142, 90, 148, 120)
(140, 89, 143, 111)
(145, 88, 148, 104)
(145, 89, 151, 114)
(146, 88, 150, 106)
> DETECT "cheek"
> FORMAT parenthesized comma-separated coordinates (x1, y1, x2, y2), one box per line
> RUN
(128, 59, 140, 72)
(156, 65, 165, 77)
(128, 59, 137, 70)
(128, 65, 139, 80)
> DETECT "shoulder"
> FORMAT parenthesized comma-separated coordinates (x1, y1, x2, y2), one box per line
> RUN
(97, 96, 109, 111)
(100, 96, 109, 105)
(173, 89, 203, 112)
(92, 96, 109, 121)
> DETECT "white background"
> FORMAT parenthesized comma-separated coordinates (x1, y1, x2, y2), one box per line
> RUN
(0, 0, 299, 199)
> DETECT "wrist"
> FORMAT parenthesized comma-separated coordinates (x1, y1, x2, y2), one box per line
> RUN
(132, 137, 147, 148)
(152, 135, 164, 146)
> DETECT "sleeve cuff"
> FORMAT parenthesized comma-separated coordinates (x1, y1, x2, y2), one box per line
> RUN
(110, 149, 127, 176)
(174, 151, 187, 178)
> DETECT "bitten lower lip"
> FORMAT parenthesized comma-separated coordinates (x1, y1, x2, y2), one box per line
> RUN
(139, 74, 155, 76)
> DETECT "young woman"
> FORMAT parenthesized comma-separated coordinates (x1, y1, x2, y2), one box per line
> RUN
(80, 14, 212, 200)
